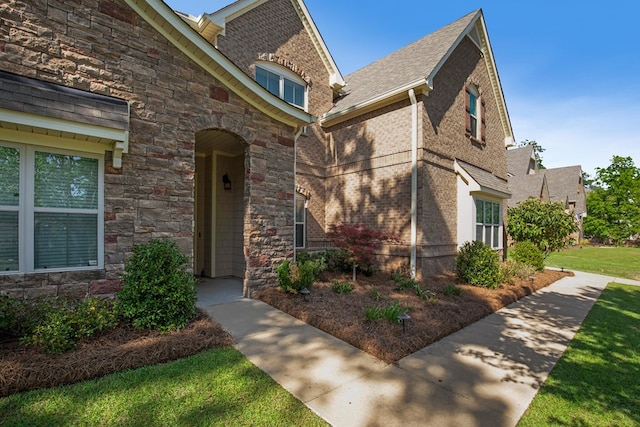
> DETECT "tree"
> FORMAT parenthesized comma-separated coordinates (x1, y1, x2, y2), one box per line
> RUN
(518, 139, 546, 169)
(507, 198, 578, 257)
(583, 156, 640, 244)
(327, 223, 400, 280)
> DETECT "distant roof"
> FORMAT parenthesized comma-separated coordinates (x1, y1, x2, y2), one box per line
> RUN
(544, 166, 586, 213)
(508, 174, 547, 206)
(330, 10, 479, 114)
(507, 145, 535, 176)
(458, 160, 510, 196)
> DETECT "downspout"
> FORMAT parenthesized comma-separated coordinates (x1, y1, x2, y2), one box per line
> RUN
(408, 89, 418, 279)
(293, 126, 305, 263)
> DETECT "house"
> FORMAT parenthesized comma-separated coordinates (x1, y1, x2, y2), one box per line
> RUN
(507, 146, 587, 242)
(0, 0, 514, 299)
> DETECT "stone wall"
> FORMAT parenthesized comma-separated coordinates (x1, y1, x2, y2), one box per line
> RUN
(0, 0, 298, 298)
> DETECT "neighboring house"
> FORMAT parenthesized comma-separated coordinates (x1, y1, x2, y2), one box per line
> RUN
(0, 0, 514, 299)
(507, 146, 587, 242)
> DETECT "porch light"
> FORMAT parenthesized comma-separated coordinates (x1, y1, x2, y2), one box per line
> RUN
(222, 173, 232, 190)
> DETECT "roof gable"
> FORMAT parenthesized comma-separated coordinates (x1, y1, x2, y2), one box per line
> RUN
(179, 0, 345, 91)
(322, 9, 514, 145)
(507, 145, 537, 176)
(544, 166, 586, 213)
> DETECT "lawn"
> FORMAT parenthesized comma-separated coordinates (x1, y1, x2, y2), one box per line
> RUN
(0, 347, 328, 426)
(545, 246, 640, 280)
(518, 282, 640, 426)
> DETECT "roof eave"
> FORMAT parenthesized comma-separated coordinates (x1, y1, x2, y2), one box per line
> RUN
(126, 0, 315, 129)
(320, 80, 431, 127)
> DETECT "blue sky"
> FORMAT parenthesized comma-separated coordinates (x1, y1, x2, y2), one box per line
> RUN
(165, 0, 640, 176)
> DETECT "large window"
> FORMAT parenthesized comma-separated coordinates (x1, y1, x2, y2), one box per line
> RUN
(0, 142, 103, 273)
(256, 65, 306, 109)
(295, 195, 306, 249)
(475, 199, 501, 249)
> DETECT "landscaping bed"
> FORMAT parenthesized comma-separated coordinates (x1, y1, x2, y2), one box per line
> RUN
(258, 269, 572, 363)
(0, 309, 233, 397)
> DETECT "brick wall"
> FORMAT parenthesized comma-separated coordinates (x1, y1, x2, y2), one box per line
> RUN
(0, 0, 298, 298)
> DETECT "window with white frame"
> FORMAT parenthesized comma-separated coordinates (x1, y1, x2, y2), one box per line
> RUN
(475, 199, 501, 248)
(295, 194, 306, 249)
(256, 64, 306, 109)
(0, 142, 103, 273)
(465, 85, 485, 142)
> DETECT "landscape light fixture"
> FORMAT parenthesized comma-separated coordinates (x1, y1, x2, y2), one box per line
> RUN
(222, 173, 232, 190)
(300, 288, 311, 302)
(398, 313, 411, 333)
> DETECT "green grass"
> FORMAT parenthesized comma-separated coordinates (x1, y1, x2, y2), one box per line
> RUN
(545, 246, 640, 280)
(518, 283, 640, 426)
(0, 347, 328, 427)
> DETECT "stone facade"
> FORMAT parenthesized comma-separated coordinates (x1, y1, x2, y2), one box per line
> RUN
(0, 0, 300, 298)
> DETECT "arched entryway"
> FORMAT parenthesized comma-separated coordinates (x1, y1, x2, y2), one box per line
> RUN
(194, 129, 246, 280)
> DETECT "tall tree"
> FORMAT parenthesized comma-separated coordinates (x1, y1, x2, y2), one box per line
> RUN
(583, 156, 640, 244)
(518, 139, 546, 169)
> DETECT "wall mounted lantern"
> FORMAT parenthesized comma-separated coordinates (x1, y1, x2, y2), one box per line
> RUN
(222, 173, 232, 191)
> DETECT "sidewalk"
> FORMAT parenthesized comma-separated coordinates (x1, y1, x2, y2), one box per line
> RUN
(198, 272, 638, 427)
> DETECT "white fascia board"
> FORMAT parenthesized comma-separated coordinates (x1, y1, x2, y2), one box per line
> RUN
(206, 0, 269, 36)
(126, 0, 314, 128)
(291, 0, 346, 90)
(320, 80, 430, 127)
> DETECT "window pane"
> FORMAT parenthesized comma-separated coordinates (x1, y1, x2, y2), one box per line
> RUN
(35, 152, 98, 209)
(284, 79, 304, 107)
(295, 198, 305, 222)
(492, 202, 500, 225)
(484, 202, 492, 223)
(493, 226, 499, 248)
(485, 225, 492, 245)
(476, 200, 483, 223)
(469, 92, 477, 116)
(295, 223, 304, 248)
(0, 146, 20, 206)
(476, 225, 483, 242)
(0, 212, 18, 271)
(256, 67, 279, 96)
(34, 213, 97, 269)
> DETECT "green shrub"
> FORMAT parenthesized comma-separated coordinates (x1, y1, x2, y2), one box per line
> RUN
(512, 241, 545, 272)
(325, 249, 352, 273)
(21, 297, 118, 355)
(499, 260, 537, 284)
(276, 258, 324, 293)
(443, 284, 462, 296)
(296, 252, 328, 278)
(456, 241, 501, 289)
(1, 296, 56, 339)
(331, 280, 354, 294)
(117, 239, 197, 332)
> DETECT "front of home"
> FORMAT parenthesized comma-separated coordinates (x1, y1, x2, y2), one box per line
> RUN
(0, 0, 514, 299)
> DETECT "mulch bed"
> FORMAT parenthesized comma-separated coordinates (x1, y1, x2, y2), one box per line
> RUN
(258, 269, 573, 363)
(0, 309, 233, 397)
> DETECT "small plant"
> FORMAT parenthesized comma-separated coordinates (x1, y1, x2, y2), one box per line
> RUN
(443, 284, 462, 296)
(370, 288, 383, 301)
(21, 297, 118, 355)
(276, 258, 325, 293)
(117, 239, 197, 332)
(331, 280, 354, 294)
(499, 260, 537, 284)
(511, 241, 545, 272)
(414, 284, 436, 301)
(363, 301, 408, 324)
(456, 241, 501, 289)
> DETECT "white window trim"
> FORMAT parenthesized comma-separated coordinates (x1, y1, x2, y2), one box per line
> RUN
(0, 140, 104, 275)
(474, 197, 502, 249)
(255, 62, 308, 111)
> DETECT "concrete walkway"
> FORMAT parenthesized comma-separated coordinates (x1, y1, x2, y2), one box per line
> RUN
(197, 272, 640, 427)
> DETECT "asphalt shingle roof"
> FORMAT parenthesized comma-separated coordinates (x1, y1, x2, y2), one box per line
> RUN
(508, 174, 546, 205)
(331, 10, 480, 114)
(544, 166, 586, 213)
(458, 160, 510, 196)
(506, 145, 535, 176)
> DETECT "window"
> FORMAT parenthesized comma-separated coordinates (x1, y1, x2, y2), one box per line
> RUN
(475, 199, 501, 248)
(256, 65, 306, 109)
(0, 142, 103, 273)
(295, 195, 306, 248)
(465, 85, 485, 142)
